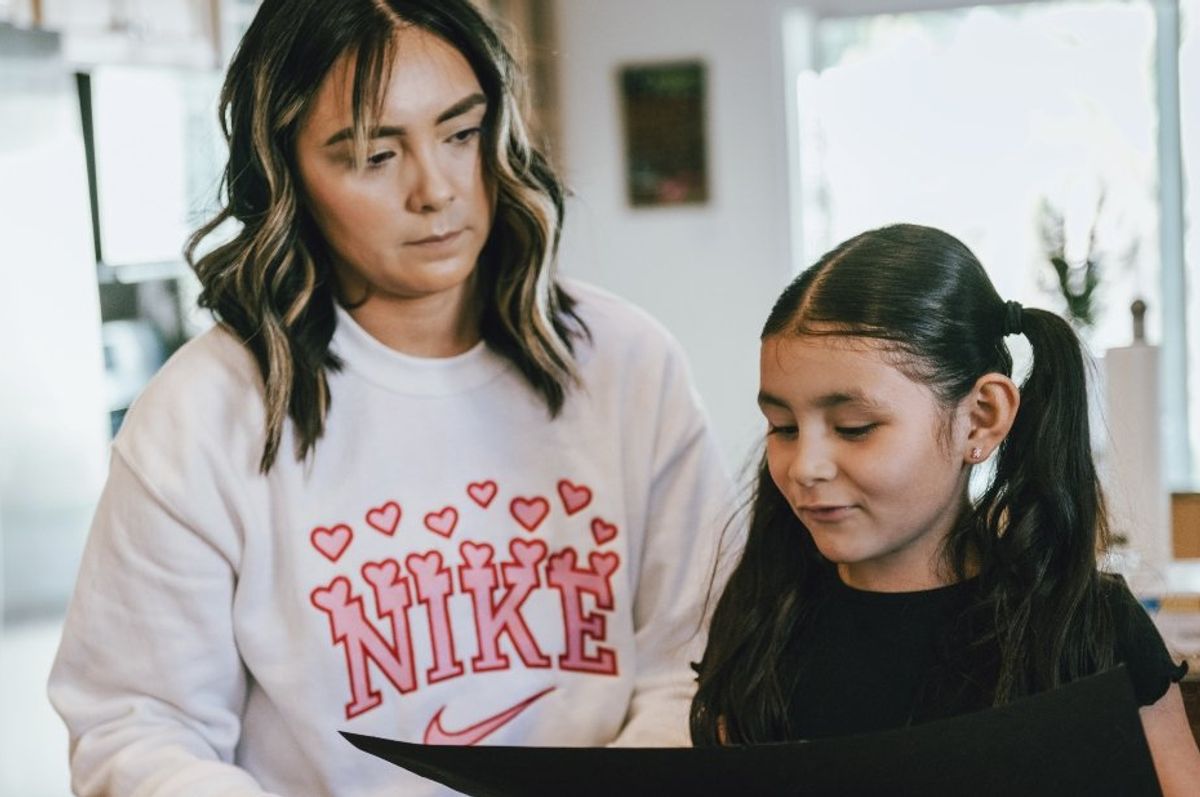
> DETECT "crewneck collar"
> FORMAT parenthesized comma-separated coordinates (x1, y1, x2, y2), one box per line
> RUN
(830, 572, 978, 603)
(331, 304, 509, 396)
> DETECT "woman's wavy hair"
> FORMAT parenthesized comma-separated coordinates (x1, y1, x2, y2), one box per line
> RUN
(691, 223, 1116, 745)
(187, 0, 585, 472)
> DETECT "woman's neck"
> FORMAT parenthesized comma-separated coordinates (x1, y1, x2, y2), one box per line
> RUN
(343, 282, 482, 358)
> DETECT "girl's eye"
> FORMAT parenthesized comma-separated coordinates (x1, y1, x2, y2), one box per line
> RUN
(366, 150, 396, 168)
(835, 424, 878, 440)
(767, 424, 797, 438)
(449, 127, 481, 145)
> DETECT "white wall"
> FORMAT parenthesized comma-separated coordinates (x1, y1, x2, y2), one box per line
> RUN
(555, 0, 804, 473)
(0, 30, 110, 620)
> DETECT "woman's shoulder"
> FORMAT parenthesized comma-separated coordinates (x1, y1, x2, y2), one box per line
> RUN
(560, 279, 687, 365)
(115, 323, 266, 466)
(132, 323, 263, 412)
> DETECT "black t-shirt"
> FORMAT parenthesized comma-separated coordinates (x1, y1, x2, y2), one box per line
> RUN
(782, 571, 1187, 741)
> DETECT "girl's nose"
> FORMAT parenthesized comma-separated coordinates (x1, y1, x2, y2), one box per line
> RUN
(786, 437, 836, 488)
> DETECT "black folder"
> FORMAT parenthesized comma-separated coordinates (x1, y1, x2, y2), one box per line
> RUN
(342, 666, 1161, 796)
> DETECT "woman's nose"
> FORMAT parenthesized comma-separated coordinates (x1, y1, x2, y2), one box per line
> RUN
(406, 148, 455, 213)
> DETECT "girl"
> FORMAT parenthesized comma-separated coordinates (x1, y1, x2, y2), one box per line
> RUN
(49, 1, 730, 795)
(690, 224, 1200, 794)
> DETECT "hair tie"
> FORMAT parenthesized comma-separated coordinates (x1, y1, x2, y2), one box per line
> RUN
(1002, 300, 1024, 337)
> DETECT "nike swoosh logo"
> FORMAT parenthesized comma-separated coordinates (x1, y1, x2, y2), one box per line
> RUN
(423, 686, 556, 746)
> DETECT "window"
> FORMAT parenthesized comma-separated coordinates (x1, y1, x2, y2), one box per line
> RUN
(1181, 0, 1199, 486)
(789, 0, 1196, 489)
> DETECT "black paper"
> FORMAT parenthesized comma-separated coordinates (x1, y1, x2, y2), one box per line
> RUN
(342, 666, 1161, 796)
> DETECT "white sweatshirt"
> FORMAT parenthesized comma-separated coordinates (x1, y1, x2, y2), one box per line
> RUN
(49, 281, 733, 797)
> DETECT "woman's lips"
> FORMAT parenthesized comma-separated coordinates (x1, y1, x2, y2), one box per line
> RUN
(408, 229, 463, 246)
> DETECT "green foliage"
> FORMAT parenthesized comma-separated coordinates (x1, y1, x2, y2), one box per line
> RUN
(1038, 197, 1103, 330)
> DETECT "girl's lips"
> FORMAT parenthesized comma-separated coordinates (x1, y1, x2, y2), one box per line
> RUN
(799, 505, 857, 523)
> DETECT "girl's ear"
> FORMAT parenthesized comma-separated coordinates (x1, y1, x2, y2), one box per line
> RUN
(962, 373, 1020, 464)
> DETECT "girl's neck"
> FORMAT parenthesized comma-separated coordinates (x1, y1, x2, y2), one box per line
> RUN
(836, 511, 980, 593)
(836, 563, 952, 593)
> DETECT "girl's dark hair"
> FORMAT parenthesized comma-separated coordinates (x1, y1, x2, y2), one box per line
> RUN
(187, 0, 585, 472)
(691, 223, 1115, 744)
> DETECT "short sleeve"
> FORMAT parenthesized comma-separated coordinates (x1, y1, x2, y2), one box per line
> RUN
(1103, 574, 1189, 706)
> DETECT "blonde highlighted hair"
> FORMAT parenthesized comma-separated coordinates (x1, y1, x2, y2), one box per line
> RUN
(187, 0, 585, 472)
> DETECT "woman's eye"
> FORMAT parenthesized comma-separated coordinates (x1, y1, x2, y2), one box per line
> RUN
(366, 150, 395, 168)
(767, 424, 797, 438)
(449, 127, 481, 145)
(835, 424, 877, 440)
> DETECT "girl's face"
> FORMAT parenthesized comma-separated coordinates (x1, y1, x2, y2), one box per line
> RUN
(295, 26, 493, 317)
(759, 334, 972, 591)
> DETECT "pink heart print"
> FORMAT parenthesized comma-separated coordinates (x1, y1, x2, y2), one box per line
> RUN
(366, 501, 402, 536)
(589, 550, 620, 576)
(424, 507, 459, 538)
(459, 541, 493, 568)
(467, 480, 498, 508)
(310, 576, 353, 611)
(362, 559, 401, 587)
(509, 537, 548, 566)
(311, 524, 353, 562)
(510, 496, 550, 532)
(557, 479, 593, 515)
(590, 518, 618, 545)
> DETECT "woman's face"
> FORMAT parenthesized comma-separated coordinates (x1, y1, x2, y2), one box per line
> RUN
(758, 334, 973, 591)
(295, 26, 493, 316)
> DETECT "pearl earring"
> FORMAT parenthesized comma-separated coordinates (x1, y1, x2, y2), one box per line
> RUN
(970, 447, 983, 461)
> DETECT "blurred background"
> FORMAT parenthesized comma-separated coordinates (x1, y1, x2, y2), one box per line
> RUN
(0, 0, 1198, 793)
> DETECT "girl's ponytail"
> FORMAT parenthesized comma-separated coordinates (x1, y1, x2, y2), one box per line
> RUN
(973, 307, 1113, 700)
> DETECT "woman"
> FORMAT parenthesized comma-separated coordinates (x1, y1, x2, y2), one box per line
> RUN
(49, 2, 731, 795)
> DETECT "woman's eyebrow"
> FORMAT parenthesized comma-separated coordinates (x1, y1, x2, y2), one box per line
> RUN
(322, 92, 487, 147)
(434, 92, 487, 124)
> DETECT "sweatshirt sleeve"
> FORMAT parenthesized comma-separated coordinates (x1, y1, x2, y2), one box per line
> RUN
(47, 445, 280, 797)
(609, 338, 735, 747)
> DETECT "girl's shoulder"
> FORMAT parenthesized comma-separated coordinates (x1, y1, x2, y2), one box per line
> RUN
(1097, 571, 1159, 621)
(1097, 572, 1189, 705)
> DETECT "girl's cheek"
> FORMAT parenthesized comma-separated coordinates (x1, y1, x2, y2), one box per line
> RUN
(765, 457, 792, 500)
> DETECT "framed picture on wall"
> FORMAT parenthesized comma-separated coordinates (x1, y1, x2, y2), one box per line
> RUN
(618, 60, 709, 207)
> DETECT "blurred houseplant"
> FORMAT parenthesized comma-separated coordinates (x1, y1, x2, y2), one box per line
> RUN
(1038, 195, 1102, 331)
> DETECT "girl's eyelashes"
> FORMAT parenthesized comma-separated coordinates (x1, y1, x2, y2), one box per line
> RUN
(764, 418, 879, 439)
(766, 423, 797, 438)
(835, 423, 878, 440)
